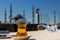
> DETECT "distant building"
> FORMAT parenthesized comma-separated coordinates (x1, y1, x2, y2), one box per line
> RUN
(11, 14, 23, 22)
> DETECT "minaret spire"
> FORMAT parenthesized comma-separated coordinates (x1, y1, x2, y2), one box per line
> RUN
(10, 3, 12, 22)
(4, 8, 7, 23)
(32, 5, 34, 24)
(23, 10, 25, 18)
(54, 10, 56, 25)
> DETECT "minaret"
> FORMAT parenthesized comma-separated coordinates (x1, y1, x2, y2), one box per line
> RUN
(36, 8, 40, 24)
(54, 10, 56, 25)
(23, 10, 25, 18)
(4, 8, 7, 23)
(10, 4, 12, 22)
(32, 6, 34, 24)
(41, 13, 42, 23)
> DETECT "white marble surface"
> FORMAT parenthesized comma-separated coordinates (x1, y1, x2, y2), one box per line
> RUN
(0, 29, 60, 40)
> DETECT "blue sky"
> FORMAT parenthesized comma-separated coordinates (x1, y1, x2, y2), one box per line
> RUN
(0, 0, 60, 24)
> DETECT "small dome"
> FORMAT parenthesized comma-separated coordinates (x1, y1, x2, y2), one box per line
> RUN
(17, 18, 26, 22)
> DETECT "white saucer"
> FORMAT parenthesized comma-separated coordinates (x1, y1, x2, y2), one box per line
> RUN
(12, 36, 31, 40)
